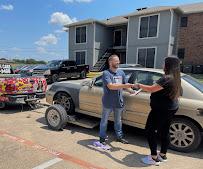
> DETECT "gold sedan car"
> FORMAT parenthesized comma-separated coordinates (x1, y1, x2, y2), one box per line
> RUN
(46, 68, 203, 152)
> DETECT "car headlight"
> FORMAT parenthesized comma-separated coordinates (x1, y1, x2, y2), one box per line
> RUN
(43, 69, 51, 75)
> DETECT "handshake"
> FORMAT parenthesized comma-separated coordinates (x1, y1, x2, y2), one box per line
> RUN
(124, 83, 140, 89)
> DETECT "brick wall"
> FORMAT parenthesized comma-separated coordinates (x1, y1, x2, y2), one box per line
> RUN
(178, 13, 203, 65)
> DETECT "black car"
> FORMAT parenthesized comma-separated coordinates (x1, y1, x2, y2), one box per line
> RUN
(33, 60, 89, 83)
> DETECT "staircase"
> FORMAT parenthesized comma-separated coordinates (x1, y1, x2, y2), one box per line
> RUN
(87, 49, 114, 78)
(91, 49, 113, 72)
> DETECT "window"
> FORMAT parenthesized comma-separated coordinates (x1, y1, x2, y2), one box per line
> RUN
(135, 71, 162, 86)
(68, 61, 76, 66)
(76, 26, 87, 43)
(76, 51, 86, 65)
(180, 17, 188, 27)
(138, 48, 156, 68)
(61, 61, 69, 67)
(178, 48, 185, 59)
(139, 15, 158, 38)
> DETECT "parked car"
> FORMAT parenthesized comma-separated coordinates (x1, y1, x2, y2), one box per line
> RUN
(45, 67, 203, 152)
(119, 64, 142, 68)
(14, 65, 28, 74)
(33, 60, 89, 83)
(19, 65, 42, 76)
(0, 63, 47, 109)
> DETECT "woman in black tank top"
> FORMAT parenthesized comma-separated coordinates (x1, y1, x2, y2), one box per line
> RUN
(137, 56, 181, 165)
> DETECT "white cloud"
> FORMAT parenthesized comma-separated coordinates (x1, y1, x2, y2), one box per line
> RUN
(63, 0, 93, 3)
(0, 4, 14, 11)
(36, 47, 60, 57)
(36, 47, 47, 54)
(49, 12, 77, 25)
(35, 34, 58, 46)
(54, 29, 65, 34)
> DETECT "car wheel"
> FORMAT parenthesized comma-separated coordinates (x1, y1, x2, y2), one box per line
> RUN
(0, 102, 6, 109)
(52, 74, 59, 83)
(45, 104, 68, 130)
(80, 70, 86, 79)
(169, 118, 202, 152)
(53, 92, 75, 114)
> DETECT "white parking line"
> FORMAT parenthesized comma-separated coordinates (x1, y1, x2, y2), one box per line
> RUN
(32, 158, 63, 169)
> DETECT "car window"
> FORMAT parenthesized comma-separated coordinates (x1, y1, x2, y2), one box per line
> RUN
(134, 71, 162, 85)
(150, 73, 163, 84)
(122, 70, 134, 82)
(62, 61, 69, 67)
(68, 61, 76, 66)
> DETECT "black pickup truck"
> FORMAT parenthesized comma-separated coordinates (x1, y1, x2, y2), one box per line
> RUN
(33, 60, 89, 83)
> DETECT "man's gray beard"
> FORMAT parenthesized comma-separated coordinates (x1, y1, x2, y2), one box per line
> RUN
(112, 65, 119, 69)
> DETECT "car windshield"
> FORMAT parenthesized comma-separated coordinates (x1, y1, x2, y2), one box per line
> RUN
(182, 75, 203, 93)
(47, 61, 61, 68)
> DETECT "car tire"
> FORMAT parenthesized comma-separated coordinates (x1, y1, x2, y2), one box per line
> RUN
(53, 92, 75, 114)
(80, 70, 86, 79)
(45, 104, 68, 131)
(52, 74, 59, 83)
(169, 118, 202, 152)
(0, 102, 6, 109)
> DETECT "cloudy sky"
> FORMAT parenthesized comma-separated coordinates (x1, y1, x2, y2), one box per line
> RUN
(0, 0, 202, 61)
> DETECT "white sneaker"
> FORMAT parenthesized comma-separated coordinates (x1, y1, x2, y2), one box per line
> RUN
(141, 155, 160, 166)
(158, 154, 168, 162)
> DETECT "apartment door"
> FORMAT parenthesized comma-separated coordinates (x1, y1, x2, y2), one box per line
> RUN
(118, 52, 126, 64)
(114, 30, 122, 46)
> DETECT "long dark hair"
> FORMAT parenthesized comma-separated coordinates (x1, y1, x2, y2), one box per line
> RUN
(164, 56, 181, 100)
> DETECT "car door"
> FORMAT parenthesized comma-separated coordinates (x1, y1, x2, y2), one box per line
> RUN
(68, 61, 77, 73)
(59, 61, 69, 78)
(79, 71, 134, 117)
(79, 76, 103, 115)
(124, 70, 163, 128)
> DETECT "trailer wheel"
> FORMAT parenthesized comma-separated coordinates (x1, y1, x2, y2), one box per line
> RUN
(0, 102, 6, 109)
(45, 104, 68, 131)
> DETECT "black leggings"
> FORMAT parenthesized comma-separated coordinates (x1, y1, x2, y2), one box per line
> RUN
(145, 108, 178, 155)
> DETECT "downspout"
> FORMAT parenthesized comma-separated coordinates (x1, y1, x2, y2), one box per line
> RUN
(126, 17, 130, 64)
(168, 9, 174, 56)
(93, 22, 96, 67)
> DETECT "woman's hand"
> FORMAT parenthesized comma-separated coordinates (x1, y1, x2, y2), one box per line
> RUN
(133, 83, 140, 89)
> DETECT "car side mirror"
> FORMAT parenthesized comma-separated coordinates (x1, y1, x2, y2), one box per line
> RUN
(81, 80, 94, 88)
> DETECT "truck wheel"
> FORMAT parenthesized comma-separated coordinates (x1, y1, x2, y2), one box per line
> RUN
(169, 118, 202, 152)
(53, 92, 75, 114)
(52, 74, 59, 83)
(80, 70, 86, 79)
(45, 104, 68, 130)
(0, 102, 6, 109)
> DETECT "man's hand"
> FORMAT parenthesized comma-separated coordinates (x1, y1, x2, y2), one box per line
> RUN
(124, 83, 134, 88)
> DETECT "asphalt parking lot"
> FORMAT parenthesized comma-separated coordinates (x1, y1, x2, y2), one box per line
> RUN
(0, 102, 203, 169)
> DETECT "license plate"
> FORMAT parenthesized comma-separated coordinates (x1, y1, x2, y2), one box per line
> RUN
(16, 98, 25, 103)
